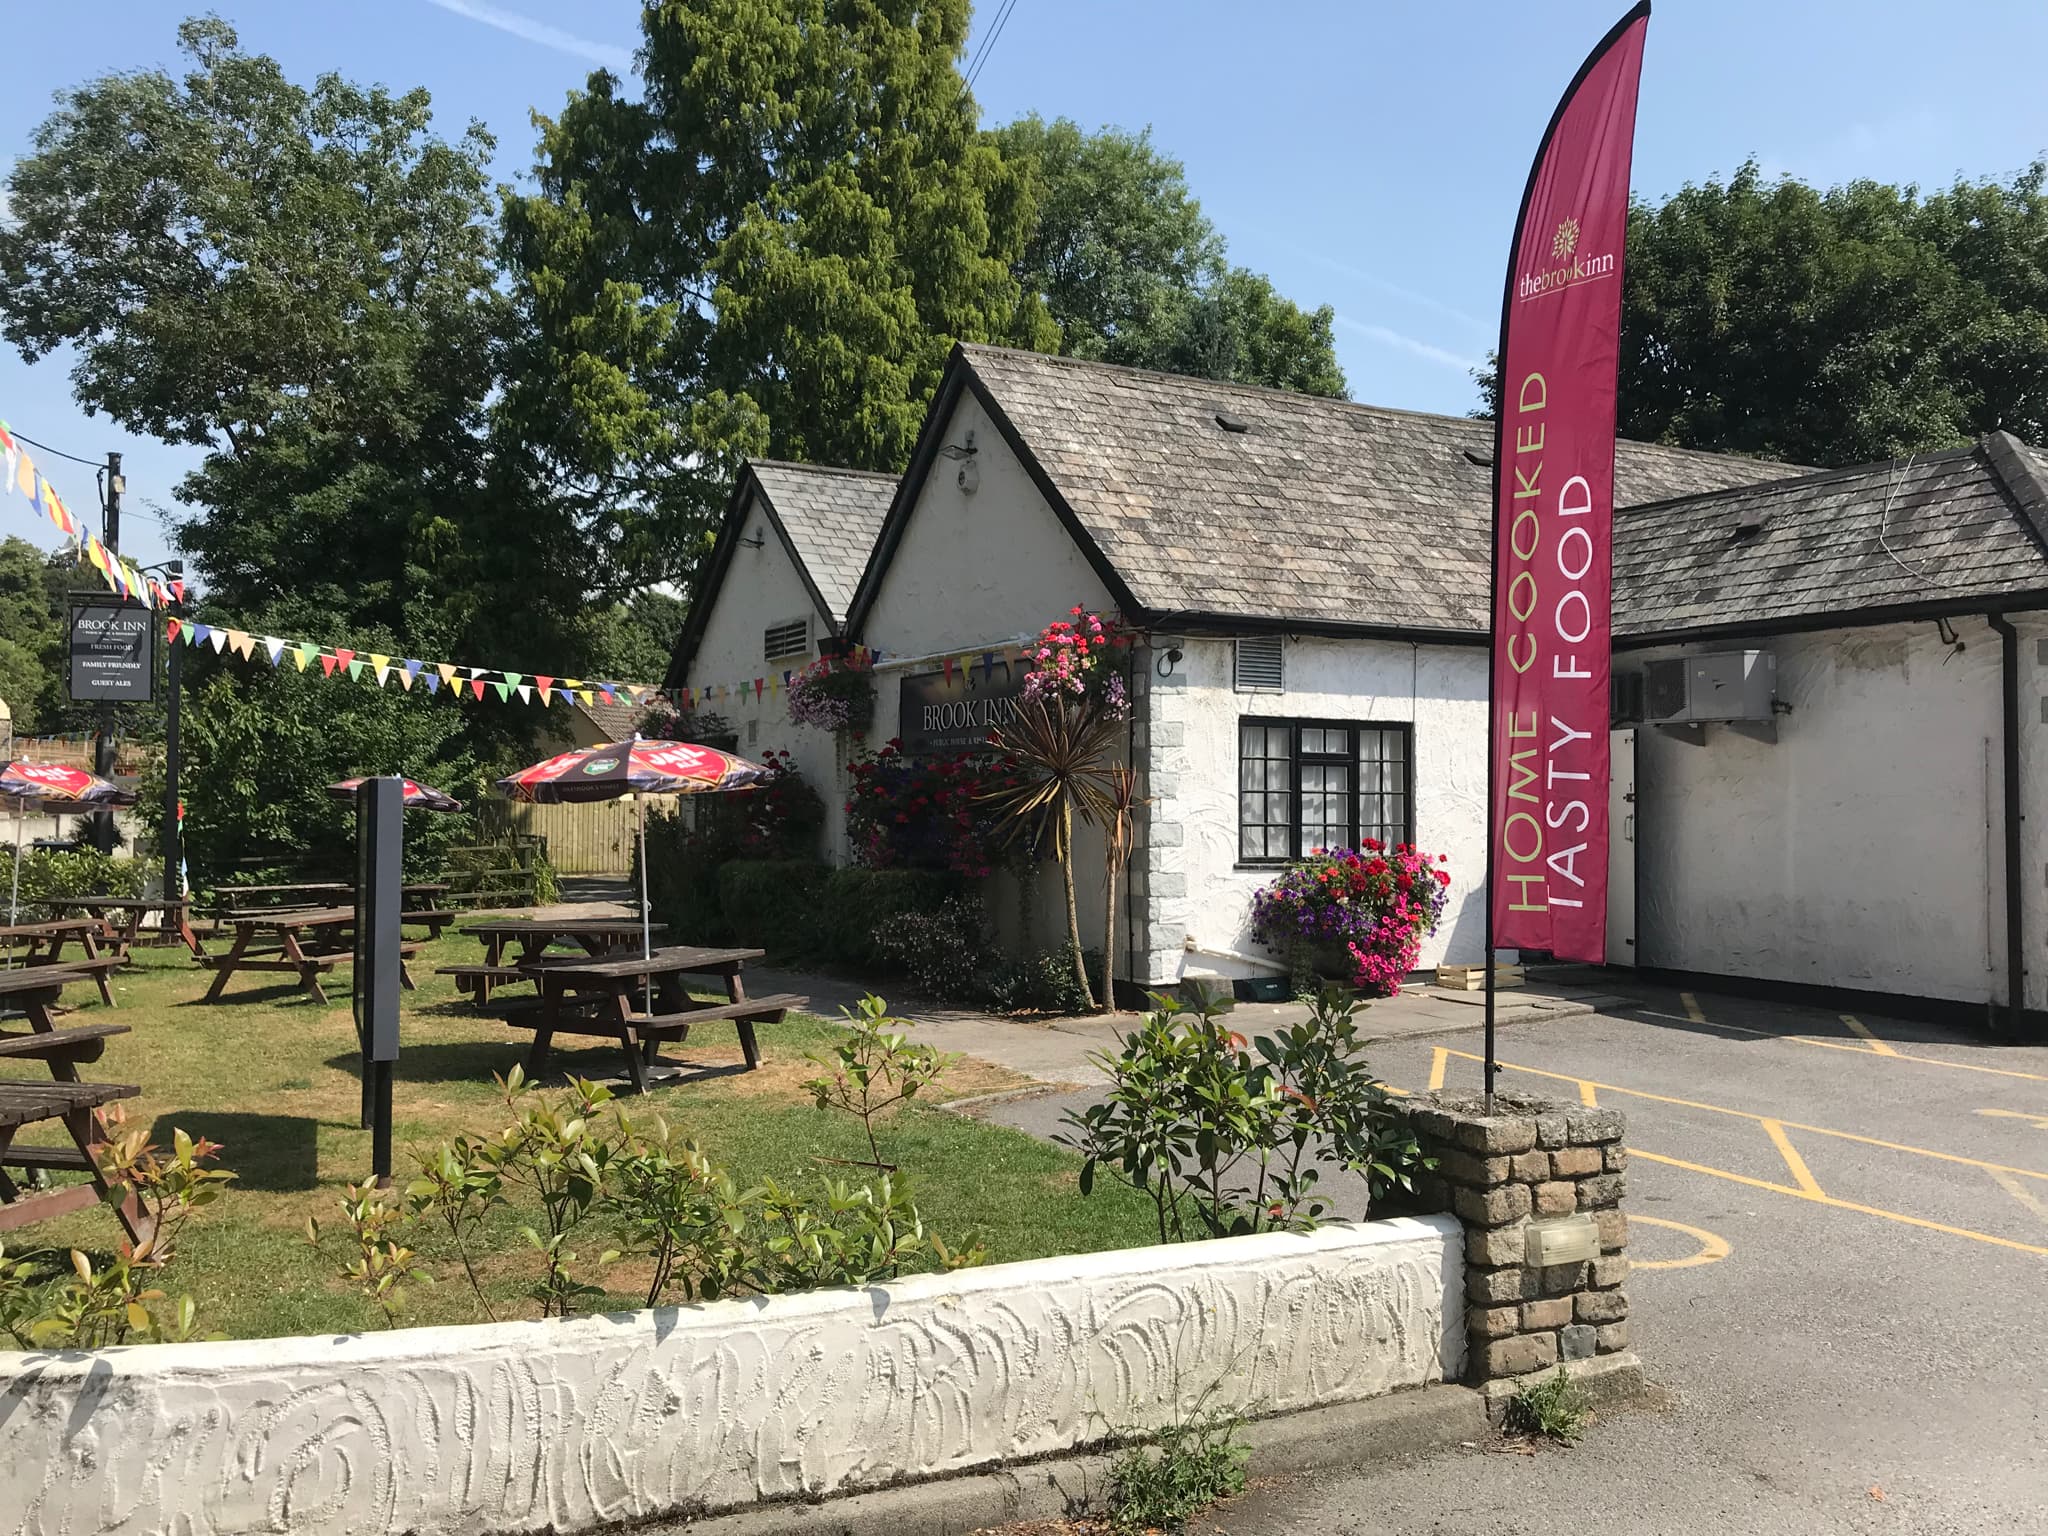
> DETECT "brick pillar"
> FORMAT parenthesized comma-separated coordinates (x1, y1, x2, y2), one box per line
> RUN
(1390, 1091, 1642, 1418)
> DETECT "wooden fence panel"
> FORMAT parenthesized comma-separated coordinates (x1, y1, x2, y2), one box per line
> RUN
(480, 796, 679, 874)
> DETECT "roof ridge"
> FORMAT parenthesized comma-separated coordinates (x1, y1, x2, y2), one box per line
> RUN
(1979, 430, 2048, 554)
(750, 458, 900, 481)
(956, 342, 1794, 472)
(1615, 440, 1983, 517)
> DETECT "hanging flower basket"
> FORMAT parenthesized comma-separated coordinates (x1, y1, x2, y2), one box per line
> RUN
(787, 655, 875, 734)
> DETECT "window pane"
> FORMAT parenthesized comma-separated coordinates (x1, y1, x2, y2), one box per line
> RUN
(1357, 727, 1409, 847)
(1239, 721, 1293, 860)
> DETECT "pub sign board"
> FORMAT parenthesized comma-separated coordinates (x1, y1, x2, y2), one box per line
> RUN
(68, 600, 155, 702)
(898, 663, 1026, 755)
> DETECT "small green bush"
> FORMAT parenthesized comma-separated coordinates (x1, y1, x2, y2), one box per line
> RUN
(868, 893, 997, 1003)
(1108, 1404, 1249, 1533)
(819, 867, 963, 968)
(718, 860, 829, 954)
(11, 849, 147, 919)
(988, 943, 1101, 1015)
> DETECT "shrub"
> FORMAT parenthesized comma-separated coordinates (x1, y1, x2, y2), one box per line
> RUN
(988, 942, 1101, 1015)
(869, 894, 998, 1004)
(819, 866, 963, 968)
(12, 848, 146, 919)
(1108, 1401, 1249, 1534)
(844, 740, 1017, 875)
(643, 752, 824, 943)
(1060, 985, 1428, 1243)
(717, 859, 829, 954)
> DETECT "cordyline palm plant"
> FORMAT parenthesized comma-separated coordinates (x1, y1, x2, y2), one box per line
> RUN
(1098, 762, 1148, 1013)
(984, 698, 1123, 1011)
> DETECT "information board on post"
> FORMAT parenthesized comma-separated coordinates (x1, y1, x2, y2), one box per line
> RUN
(68, 600, 155, 702)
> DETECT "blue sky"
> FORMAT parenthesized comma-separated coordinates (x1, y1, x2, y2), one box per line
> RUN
(3, 0, 2043, 578)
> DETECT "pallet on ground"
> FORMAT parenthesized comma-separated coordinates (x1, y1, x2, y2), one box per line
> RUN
(1434, 963, 1525, 991)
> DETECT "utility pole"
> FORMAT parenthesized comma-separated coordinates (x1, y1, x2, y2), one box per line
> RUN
(92, 451, 123, 854)
(162, 561, 183, 903)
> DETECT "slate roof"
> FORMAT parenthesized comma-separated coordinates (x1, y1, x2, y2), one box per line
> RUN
(573, 694, 674, 742)
(908, 344, 1795, 638)
(749, 461, 898, 627)
(1613, 432, 2048, 643)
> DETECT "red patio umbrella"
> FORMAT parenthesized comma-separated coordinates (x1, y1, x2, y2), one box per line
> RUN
(327, 776, 465, 813)
(497, 737, 770, 964)
(0, 761, 138, 927)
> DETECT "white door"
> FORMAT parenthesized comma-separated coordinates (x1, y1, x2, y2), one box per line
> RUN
(1606, 728, 1636, 967)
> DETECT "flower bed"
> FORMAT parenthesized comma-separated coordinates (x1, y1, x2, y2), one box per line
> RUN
(845, 739, 1019, 876)
(1250, 843, 1453, 996)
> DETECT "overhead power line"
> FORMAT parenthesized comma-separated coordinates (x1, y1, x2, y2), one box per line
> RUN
(9, 429, 102, 471)
(964, 0, 1020, 94)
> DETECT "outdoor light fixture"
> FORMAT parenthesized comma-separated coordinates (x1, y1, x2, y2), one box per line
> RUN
(1523, 1213, 1600, 1267)
(1155, 646, 1184, 678)
(938, 430, 977, 461)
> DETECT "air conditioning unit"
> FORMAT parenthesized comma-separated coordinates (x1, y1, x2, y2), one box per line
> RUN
(1640, 651, 1776, 725)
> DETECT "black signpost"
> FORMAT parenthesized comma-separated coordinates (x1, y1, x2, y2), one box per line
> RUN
(896, 661, 1025, 755)
(354, 776, 403, 1183)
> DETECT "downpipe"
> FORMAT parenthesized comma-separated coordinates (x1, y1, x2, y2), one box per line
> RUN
(1986, 613, 2025, 1035)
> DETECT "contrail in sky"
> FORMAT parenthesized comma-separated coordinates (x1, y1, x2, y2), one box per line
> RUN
(1335, 316, 1482, 375)
(421, 0, 634, 73)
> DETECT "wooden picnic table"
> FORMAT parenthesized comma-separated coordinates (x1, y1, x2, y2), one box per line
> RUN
(0, 965, 145, 1242)
(197, 907, 422, 1006)
(444, 917, 670, 1003)
(0, 918, 125, 1005)
(44, 896, 203, 958)
(499, 945, 803, 1094)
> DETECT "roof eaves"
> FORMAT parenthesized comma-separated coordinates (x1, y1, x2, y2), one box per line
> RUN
(1979, 430, 2048, 559)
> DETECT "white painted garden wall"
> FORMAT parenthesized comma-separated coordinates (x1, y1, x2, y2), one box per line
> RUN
(0, 1216, 1461, 1536)
(1138, 634, 1490, 988)
(1629, 617, 2040, 1006)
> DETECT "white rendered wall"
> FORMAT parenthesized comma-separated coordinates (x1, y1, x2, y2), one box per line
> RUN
(861, 389, 1121, 954)
(1139, 635, 1489, 987)
(1630, 619, 2018, 1004)
(0, 1217, 1462, 1536)
(680, 485, 849, 857)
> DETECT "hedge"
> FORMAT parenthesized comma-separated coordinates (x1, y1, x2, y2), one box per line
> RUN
(818, 868, 964, 969)
(716, 860, 830, 956)
(11, 849, 147, 921)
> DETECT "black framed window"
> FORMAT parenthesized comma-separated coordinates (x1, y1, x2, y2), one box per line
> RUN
(1237, 718, 1414, 864)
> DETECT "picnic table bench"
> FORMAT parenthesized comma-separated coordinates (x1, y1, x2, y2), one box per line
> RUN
(44, 896, 204, 958)
(0, 919, 125, 1005)
(441, 916, 669, 1004)
(198, 907, 422, 1006)
(497, 945, 802, 1093)
(0, 966, 145, 1241)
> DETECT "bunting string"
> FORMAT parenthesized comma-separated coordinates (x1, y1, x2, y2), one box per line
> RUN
(166, 616, 1028, 716)
(0, 421, 175, 609)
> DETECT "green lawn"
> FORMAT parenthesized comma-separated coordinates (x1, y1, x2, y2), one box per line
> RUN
(7, 932, 1156, 1339)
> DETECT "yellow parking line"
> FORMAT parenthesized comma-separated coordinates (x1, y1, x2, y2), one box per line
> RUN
(1625, 1004, 2048, 1081)
(1989, 1168, 2048, 1229)
(1980, 1109, 2048, 1132)
(1445, 1049, 2048, 1183)
(1842, 1015, 1899, 1056)
(1428, 1047, 1448, 1092)
(1762, 1118, 1824, 1196)
(1579, 1079, 1599, 1107)
(1630, 1215, 1732, 1271)
(1630, 1148, 2048, 1258)
(1680, 991, 1705, 1024)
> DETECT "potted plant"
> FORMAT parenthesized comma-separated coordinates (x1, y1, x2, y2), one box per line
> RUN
(1249, 842, 1452, 996)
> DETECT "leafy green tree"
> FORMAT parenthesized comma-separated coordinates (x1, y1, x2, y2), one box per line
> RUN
(0, 539, 64, 732)
(501, 0, 1037, 586)
(0, 17, 612, 671)
(997, 115, 1345, 396)
(1477, 159, 2048, 466)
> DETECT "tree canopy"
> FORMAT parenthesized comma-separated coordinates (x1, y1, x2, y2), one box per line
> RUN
(996, 115, 1345, 396)
(1478, 159, 2048, 467)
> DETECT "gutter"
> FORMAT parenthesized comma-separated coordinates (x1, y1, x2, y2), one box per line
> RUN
(1987, 612, 2026, 1033)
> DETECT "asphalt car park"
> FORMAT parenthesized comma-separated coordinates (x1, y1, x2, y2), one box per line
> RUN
(975, 983, 2048, 1534)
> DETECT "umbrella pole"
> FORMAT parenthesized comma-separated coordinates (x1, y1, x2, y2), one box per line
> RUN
(7, 801, 21, 963)
(638, 795, 652, 1014)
